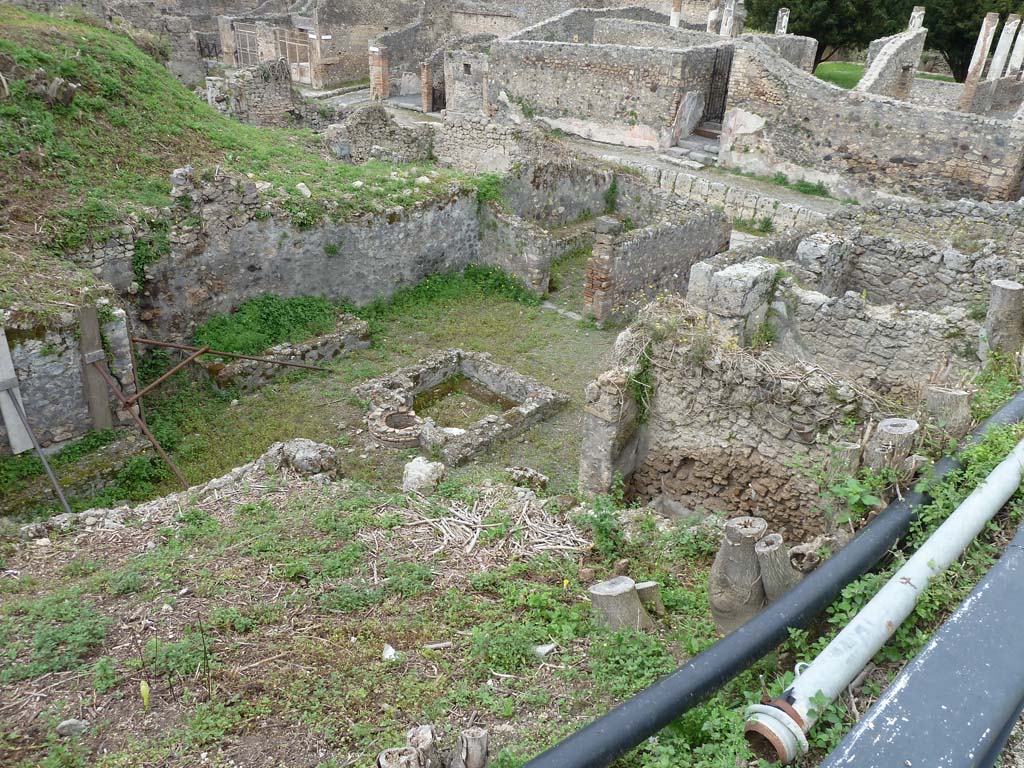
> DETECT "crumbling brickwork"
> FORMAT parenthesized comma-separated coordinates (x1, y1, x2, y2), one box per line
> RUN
(857, 28, 927, 99)
(325, 104, 434, 164)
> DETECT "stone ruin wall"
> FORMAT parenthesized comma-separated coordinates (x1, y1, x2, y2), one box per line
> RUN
(487, 37, 720, 149)
(325, 104, 434, 164)
(579, 303, 884, 541)
(856, 28, 927, 100)
(687, 229, 984, 399)
(722, 41, 1024, 202)
(0, 309, 137, 454)
(591, 19, 817, 73)
(205, 59, 338, 128)
(505, 7, 668, 44)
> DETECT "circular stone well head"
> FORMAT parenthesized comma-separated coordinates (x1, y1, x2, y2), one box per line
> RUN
(367, 406, 423, 449)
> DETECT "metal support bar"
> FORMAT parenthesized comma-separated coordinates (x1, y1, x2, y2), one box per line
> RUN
(88, 361, 189, 490)
(131, 337, 325, 372)
(127, 346, 209, 405)
(0, 389, 72, 515)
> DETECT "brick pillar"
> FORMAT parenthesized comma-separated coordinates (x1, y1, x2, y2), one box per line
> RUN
(420, 61, 432, 112)
(218, 16, 236, 67)
(959, 13, 1000, 111)
(583, 217, 623, 324)
(369, 45, 390, 101)
(255, 22, 277, 63)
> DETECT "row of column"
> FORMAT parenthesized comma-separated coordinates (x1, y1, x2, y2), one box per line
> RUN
(959, 12, 1024, 110)
(671, 2, 789, 37)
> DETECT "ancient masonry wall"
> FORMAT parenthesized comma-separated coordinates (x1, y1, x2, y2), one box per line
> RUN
(325, 104, 434, 164)
(487, 38, 721, 149)
(506, 7, 668, 45)
(687, 242, 983, 397)
(907, 78, 962, 110)
(443, 49, 490, 115)
(205, 59, 338, 128)
(578, 301, 882, 540)
(590, 20, 817, 73)
(0, 309, 137, 454)
(856, 28, 927, 99)
(311, 0, 424, 86)
(602, 154, 828, 231)
(433, 114, 548, 173)
(583, 208, 731, 323)
(721, 41, 1024, 201)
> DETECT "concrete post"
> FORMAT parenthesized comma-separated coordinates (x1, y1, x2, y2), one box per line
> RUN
(217, 16, 236, 67)
(908, 6, 925, 31)
(670, 0, 682, 28)
(255, 22, 277, 64)
(775, 7, 789, 35)
(988, 14, 1021, 81)
(958, 13, 1001, 111)
(706, 0, 722, 34)
(369, 45, 390, 101)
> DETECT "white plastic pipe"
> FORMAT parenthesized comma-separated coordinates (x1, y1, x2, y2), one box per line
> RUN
(745, 437, 1024, 763)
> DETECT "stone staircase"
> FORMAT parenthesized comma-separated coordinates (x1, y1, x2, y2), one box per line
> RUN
(663, 132, 721, 168)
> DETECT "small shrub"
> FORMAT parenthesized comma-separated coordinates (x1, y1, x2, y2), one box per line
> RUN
(193, 294, 337, 356)
(386, 562, 434, 597)
(142, 633, 209, 680)
(92, 656, 119, 693)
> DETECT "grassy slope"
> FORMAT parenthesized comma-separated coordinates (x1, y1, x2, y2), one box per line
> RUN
(0, 6, 473, 323)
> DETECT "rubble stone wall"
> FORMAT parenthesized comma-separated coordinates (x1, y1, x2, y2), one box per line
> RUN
(325, 104, 434, 164)
(488, 37, 720, 148)
(857, 28, 927, 99)
(722, 41, 1024, 201)
(205, 59, 338, 128)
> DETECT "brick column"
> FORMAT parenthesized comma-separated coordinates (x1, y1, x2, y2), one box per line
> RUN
(218, 16, 236, 67)
(369, 45, 390, 101)
(583, 217, 623, 324)
(420, 61, 432, 111)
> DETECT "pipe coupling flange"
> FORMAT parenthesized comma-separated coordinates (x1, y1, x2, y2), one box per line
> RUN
(744, 703, 808, 765)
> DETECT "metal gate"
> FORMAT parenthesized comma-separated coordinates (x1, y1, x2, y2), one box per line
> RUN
(234, 22, 259, 68)
(277, 28, 312, 85)
(701, 45, 734, 124)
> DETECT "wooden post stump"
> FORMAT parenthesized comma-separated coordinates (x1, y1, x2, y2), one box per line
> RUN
(449, 727, 488, 768)
(635, 581, 666, 615)
(755, 533, 802, 602)
(378, 747, 421, 768)
(985, 279, 1024, 358)
(407, 726, 442, 768)
(925, 386, 973, 438)
(864, 418, 919, 472)
(589, 576, 654, 631)
(708, 516, 767, 634)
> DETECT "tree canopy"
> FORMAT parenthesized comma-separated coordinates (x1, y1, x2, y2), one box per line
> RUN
(747, 0, 1024, 80)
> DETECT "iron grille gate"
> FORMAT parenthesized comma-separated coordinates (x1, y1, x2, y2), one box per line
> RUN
(701, 45, 734, 124)
(234, 22, 259, 68)
(277, 28, 312, 84)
